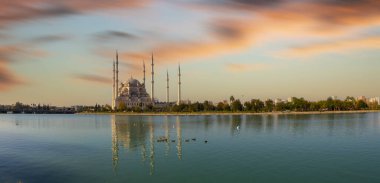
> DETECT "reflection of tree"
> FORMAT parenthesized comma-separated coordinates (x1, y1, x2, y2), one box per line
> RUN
(204, 115, 212, 130)
(245, 115, 265, 132)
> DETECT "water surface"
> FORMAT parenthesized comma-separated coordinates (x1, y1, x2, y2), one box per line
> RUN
(1, 113, 380, 183)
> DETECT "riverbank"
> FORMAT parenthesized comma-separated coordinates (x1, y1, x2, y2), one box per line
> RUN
(78, 110, 380, 116)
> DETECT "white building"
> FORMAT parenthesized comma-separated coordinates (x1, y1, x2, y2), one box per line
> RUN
(116, 78, 152, 108)
(287, 97, 294, 103)
(356, 96, 367, 102)
(369, 97, 380, 104)
(111, 51, 182, 110)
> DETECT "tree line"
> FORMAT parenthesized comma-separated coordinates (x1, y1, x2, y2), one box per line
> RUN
(109, 96, 378, 113)
(4, 96, 377, 114)
(0, 102, 75, 114)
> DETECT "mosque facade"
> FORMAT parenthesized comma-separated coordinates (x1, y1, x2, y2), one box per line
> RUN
(111, 51, 182, 110)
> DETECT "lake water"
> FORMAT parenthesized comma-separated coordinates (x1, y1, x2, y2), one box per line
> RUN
(1, 113, 380, 183)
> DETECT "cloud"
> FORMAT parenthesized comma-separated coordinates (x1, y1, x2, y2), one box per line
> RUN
(225, 63, 270, 72)
(94, 31, 139, 42)
(0, 44, 49, 91)
(0, 64, 24, 91)
(73, 74, 112, 84)
(0, 46, 21, 63)
(281, 35, 380, 57)
(31, 35, 70, 44)
(113, 0, 380, 64)
(0, 0, 150, 28)
(0, 46, 25, 90)
(116, 18, 257, 64)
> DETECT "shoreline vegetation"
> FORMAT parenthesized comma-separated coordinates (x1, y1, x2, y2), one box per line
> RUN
(87, 96, 379, 115)
(2, 96, 379, 115)
(79, 110, 380, 116)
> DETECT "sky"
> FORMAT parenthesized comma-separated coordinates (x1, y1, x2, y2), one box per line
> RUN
(0, 0, 379, 106)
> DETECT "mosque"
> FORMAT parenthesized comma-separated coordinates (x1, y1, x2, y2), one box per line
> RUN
(111, 51, 182, 110)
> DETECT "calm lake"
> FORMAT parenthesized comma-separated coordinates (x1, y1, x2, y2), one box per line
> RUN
(1, 113, 380, 183)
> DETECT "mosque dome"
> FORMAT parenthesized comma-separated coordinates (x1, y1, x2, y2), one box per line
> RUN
(128, 78, 140, 86)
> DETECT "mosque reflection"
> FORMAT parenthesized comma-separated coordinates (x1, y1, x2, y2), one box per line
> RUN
(111, 115, 183, 175)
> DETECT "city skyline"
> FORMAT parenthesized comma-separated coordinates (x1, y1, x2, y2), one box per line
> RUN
(1, 0, 380, 105)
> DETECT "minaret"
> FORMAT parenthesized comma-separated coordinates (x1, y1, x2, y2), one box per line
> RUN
(143, 60, 146, 86)
(166, 70, 169, 104)
(112, 59, 115, 110)
(151, 53, 154, 104)
(177, 64, 181, 105)
(116, 50, 119, 101)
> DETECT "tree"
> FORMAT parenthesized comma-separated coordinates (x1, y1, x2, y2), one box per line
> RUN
(203, 101, 214, 111)
(230, 96, 235, 103)
(356, 100, 368, 110)
(343, 96, 355, 110)
(309, 102, 321, 111)
(216, 102, 224, 111)
(275, 101, 286, 111)
(223, 102, 231, 111)
(251, 99, 264, 112)
(104, 104, 112, 112)
(118, 102, 126, 111)
(244, 101, 252, 111)
(231, 99, 243, 112)
(264, 99, 274, 112)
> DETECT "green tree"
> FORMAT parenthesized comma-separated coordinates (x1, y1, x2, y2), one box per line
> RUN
(264, 99, 274, 112)
(275, 101, 286, 111)
(223, 102, 231, 111)
(251, 99, 264, 112)
(216, 102, 224, 111)
(203, 101, 214, 111)
(244, 101, 252, 111)
(230, 96, 235, 103)
(231, 99, 243, 112)
(356, 100, 368, 110)
(118, 102, 127, 111)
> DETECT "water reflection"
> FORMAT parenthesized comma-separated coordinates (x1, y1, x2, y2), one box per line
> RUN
(109, 113, 380, 176)
(111, 115, 184, 175)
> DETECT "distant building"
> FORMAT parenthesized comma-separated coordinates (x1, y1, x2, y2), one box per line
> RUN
(330, 96, 338, 100)
(369, 97, 380, 104)
(287, 97, 294, 103)
(274, 98, 285, 105)
(356, 96, 367, 102)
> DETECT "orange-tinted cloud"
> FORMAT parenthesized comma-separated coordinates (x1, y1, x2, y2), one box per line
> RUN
(0, 44, 49, 91)
(117, 18, 258, 65)
(281, 36, 380, 57)
(0, 46, 25, 91)
(0, 64, 24, 91)
(73, 74, 112, 84)
(112, 0, 380, 65)
(0, 0, 150, 28)
(226, 63, 271, 72)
